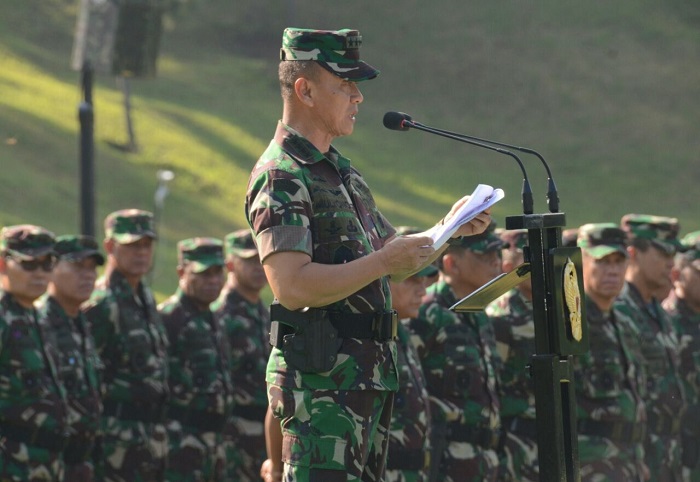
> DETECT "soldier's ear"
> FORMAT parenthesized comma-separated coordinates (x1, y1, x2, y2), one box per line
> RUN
(225, 259, 235, 273)
(294, 77, 314, 106)
(104, 238, 115, 255)
(0, 256, 6, 274)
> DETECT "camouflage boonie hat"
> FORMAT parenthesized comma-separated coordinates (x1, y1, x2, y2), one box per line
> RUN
(395, 226, 439, 277)
(224, 229, 259, 259)
(499, 229, 528, 252)
(54, 235, 105, 265)
(104, 209, 157, 244)
(680, 231, 700, 260)
(0, 224, 55, 260)
(450, 222, 509, 254)
(561, 228, 579, 248)
(577, 223, 628, 260)
(621, 213, 682, 255)
(178, 237, 225, 273)
(280, 27, 379, 81)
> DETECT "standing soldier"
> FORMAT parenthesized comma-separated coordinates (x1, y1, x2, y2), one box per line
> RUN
(159, 238, 232, 482)
(82, 209, 169, 482)
(386, 227, 435, 482)
(211, 229, 270, 482)
(575, 223, 648, 481)
(37, 235, 104, 482)
(485, 229, 538, 482)
(663, 231, 700, 481)
(407, 222, 505, 482)
(0, 225, 67, 481)
(618, 214, 687, 481)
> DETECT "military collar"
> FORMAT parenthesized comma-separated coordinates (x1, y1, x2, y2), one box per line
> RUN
(274, 122, 342, 167)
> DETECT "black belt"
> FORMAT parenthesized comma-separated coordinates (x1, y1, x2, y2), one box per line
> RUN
(230, 405, 267, 422)
(648, 411, 681, 436)
(102, 399, 166, 425)
(578, 418, 646, 443)
(446, 422, 502, 450)
(63, 432, 96, 465)
(167, 405, 228, 433)
(503, 416, 537, 439)
(0, 423, 68, 453)
(269, 304, 398, 348)
(386, 448, 430, 471)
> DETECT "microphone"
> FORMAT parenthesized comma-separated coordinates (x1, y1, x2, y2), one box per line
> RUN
(383, 111, 534, 214)
(396, 119, 560, 213)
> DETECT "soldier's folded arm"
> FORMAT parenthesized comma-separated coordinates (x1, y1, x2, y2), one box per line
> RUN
(263, 234, 435, 310)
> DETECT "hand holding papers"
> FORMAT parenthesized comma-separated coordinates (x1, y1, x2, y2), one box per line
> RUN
(421, 184, 505, 250)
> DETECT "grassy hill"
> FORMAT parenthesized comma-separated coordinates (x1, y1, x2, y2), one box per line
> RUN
(1, 0, 699, 298)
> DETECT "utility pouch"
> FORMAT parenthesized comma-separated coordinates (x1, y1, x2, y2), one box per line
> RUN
(270, 305, 343, 373)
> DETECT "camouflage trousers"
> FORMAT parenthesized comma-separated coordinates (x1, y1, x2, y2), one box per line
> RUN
(578, 435, 646, 482)
(0, 440, 63, 482)
(497, 431, 538, 482)
(222, 413, 267, 482)
(645, 433, 682, 482)
(385, 467, 427, 482)
(93, 416, 168, 482)
(164, 422, 225, 482)
(268, 384, 394, 482)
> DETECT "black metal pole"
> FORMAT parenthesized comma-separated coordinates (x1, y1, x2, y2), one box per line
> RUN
(79, 60, 95, 236)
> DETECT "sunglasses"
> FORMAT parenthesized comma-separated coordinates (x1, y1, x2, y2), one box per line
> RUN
(6, 255, 56, 272)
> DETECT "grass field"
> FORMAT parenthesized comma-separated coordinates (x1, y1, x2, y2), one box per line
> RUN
(1, 0, 699, 298)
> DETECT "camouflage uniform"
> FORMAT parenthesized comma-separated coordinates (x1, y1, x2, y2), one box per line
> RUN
(486, 288, 537, 482)
(663, 231, 700, 481)
(407, 230, 506, 482)
(246, 28, 397, 482)
(159, 238, 233, 482)
(211, 230, 270, 482)
(36, 235, 105, 482)
(486, 229, 538, 482)
(386, 322, 432, 482)
(82, 210, 169, 482)
(573, 220, 649, 482)
(0, 225, 67, 481)
(385, 227, 434, 482)
(618, 214, 687, 481)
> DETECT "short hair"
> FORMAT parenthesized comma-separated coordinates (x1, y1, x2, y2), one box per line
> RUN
(630, 237, 652, 252)
(279, 60, 319, 100)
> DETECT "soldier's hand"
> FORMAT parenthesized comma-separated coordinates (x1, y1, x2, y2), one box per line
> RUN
(260, 458, 282, 482)
(443, 195, 492, 238)
(378, 234, 435, 278)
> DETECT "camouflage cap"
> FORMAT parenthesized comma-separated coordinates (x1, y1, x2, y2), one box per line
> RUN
(280, 27, 379, 81)
(621, 213, 682, 255)
(225, 229, 259, 259)
(104, 209, 157, 244)
(0, 224, 55, 260)
(54, 235, 105, 265)
(499, 229, 528, 252)
(450, 222, 509, 254)
(561, 228, 579, 248)
(577, 223, 628, 260)
(680, 230, 700, 260)
(178, 237, 225, 273)
(395, 226, 438, 277)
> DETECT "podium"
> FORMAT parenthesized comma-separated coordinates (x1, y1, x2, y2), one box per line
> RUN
(453, 212, 588, 482)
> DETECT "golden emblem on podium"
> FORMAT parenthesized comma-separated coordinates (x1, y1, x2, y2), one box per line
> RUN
(563, 257, 582, 341)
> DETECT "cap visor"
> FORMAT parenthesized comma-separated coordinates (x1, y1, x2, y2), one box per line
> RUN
(416, 265, 439, 277)
(7, 247, 54, 260)
(114, 232, 157, 244)
(319, 61, 379, 81)
(584, 245, 628, 260)
(231, 248, 259, 259)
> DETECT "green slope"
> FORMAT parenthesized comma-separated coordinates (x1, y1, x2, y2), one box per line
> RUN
(1, 0, 699, 298)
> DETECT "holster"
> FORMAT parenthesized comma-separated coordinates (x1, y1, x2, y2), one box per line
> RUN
(270, 305, 343, 373)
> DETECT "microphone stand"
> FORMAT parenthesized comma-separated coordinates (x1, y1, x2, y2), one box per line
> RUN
(385, 113, 588, 482)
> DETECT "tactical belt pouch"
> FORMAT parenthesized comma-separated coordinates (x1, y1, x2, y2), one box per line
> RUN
(167, 405, 227, 433)
(102, 399, 167, 425)
(577, 418, 646, 443)
(269, 303, 398, 373)
(63, 433, 96, 465)
(0, 422, 68, 453)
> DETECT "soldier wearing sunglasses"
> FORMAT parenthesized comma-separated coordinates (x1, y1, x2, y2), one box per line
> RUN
(0, 224, 68, 481)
